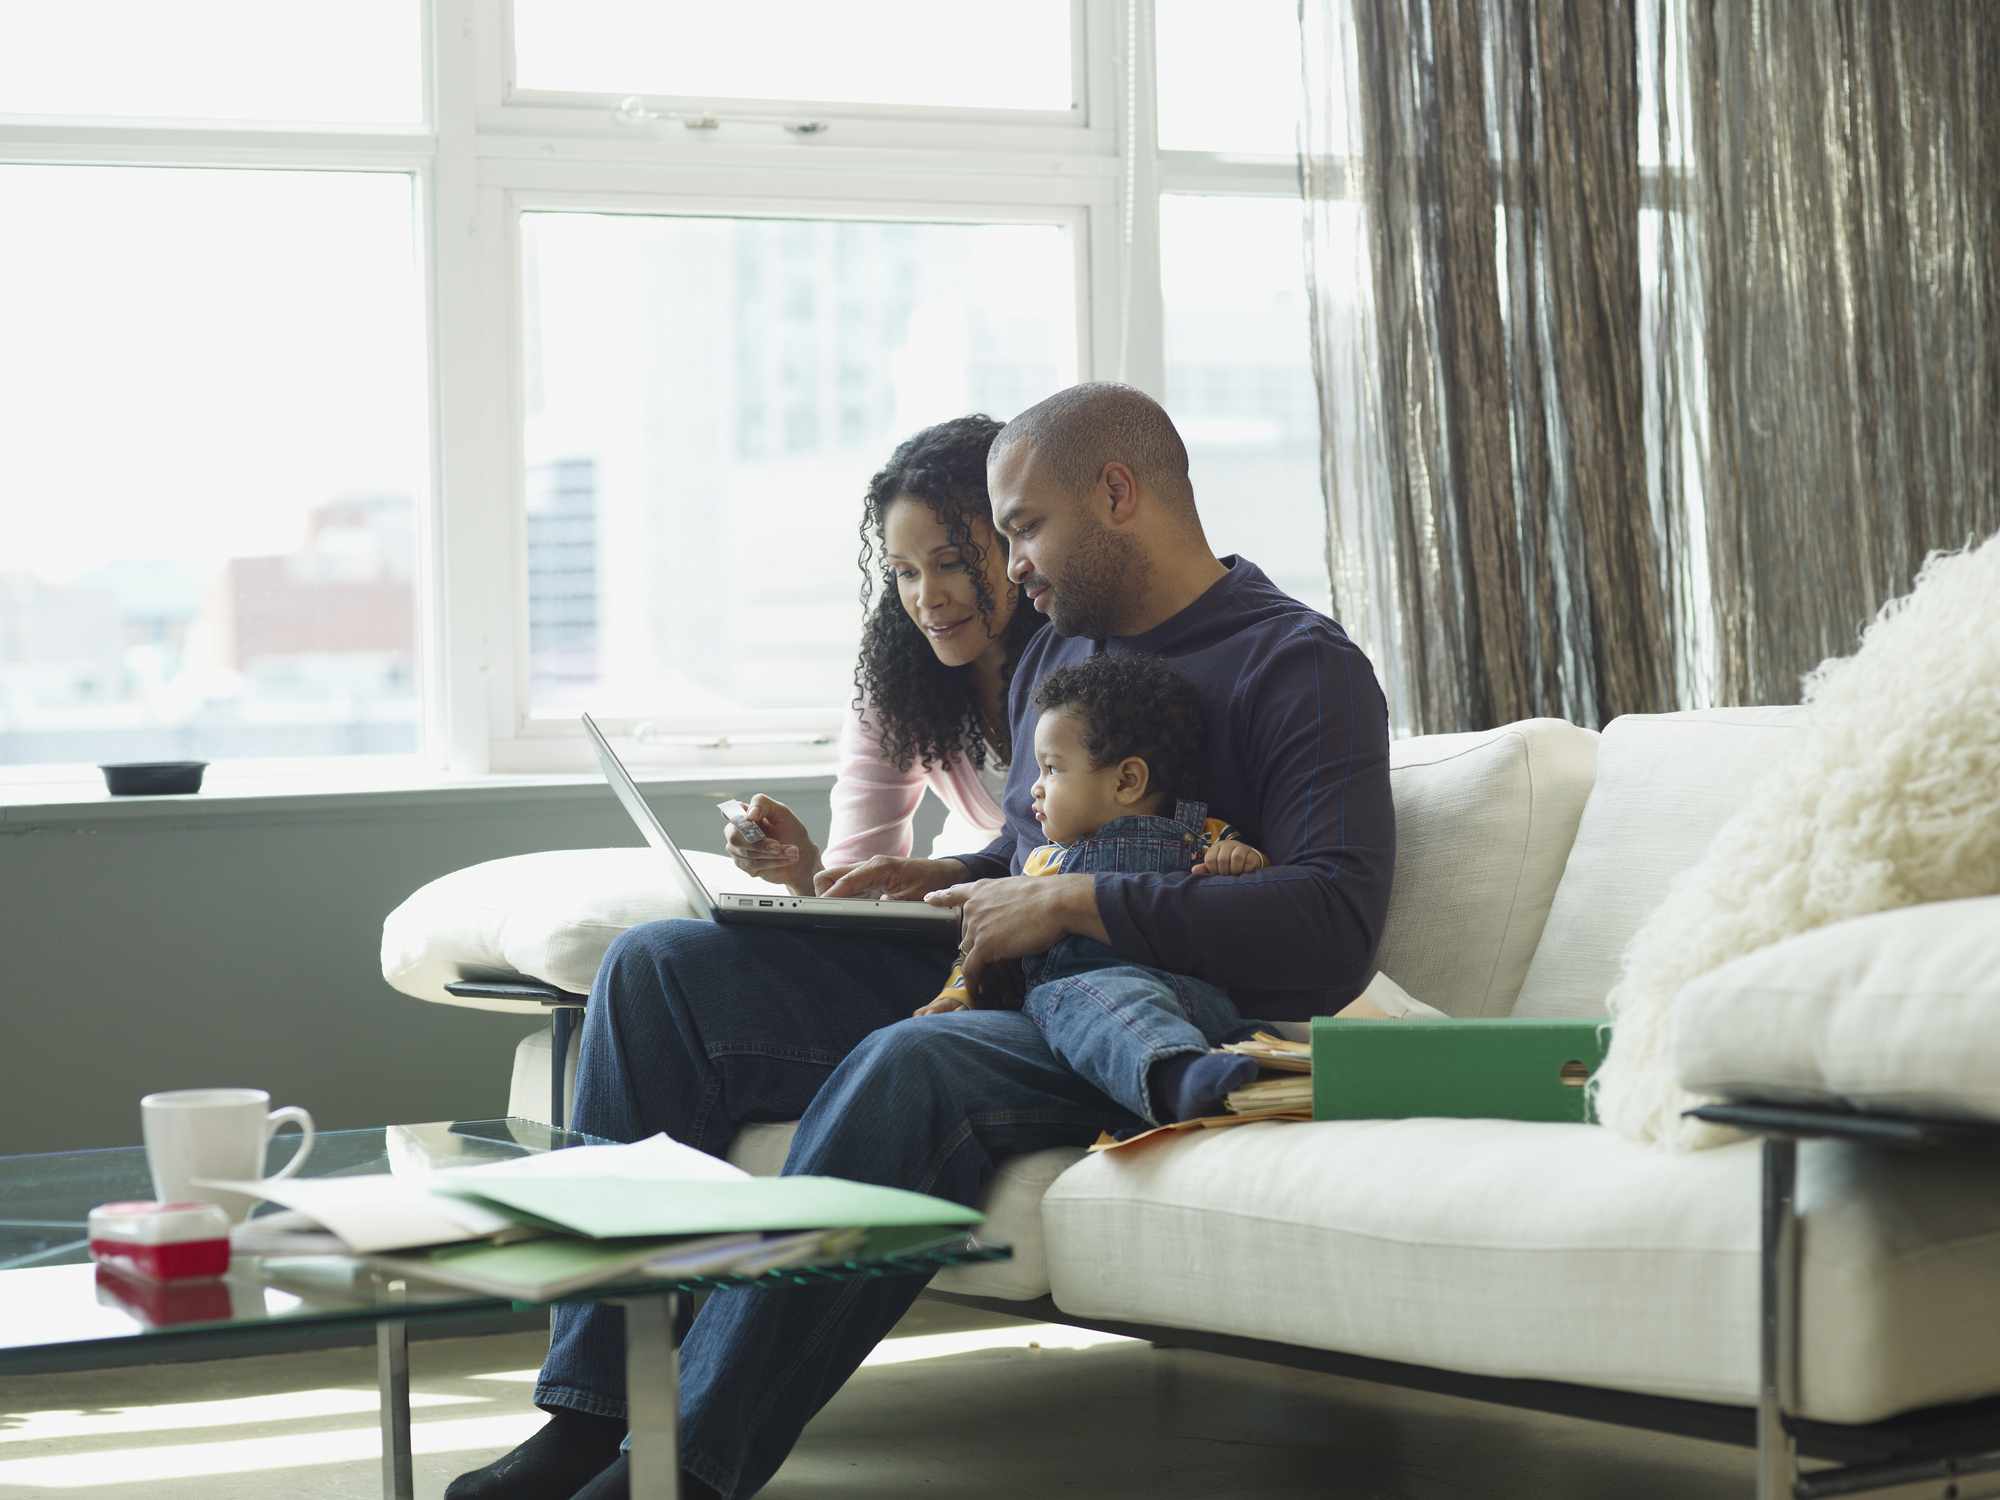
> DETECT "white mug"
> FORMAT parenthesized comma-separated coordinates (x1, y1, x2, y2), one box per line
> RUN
(140, 1088, 316, 1223)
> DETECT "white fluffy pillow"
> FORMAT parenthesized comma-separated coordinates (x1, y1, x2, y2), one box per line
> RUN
(1592, 531, 2000, 1148)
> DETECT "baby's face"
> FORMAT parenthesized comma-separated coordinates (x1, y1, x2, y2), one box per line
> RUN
(1029, 709, 1137, 844)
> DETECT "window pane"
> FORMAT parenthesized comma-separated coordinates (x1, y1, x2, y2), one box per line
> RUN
(1160, 194, 1328, 613)
(513, 0, 1072, 113)
(521, 212, 1078, 723)
(0, 168, 427, 766)
(1156, 0, 1302, 155)
(0, 2, 421, 127)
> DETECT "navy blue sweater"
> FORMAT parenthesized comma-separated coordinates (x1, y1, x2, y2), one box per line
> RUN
(949, 557, 1396, 1023)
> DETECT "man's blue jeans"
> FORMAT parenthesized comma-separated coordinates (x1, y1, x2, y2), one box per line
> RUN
(535, 917, 1204, 1499)
(1023, 936, 1249, 1125)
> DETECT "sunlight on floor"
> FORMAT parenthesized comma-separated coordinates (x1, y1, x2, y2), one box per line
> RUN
(0, 1322, 1139, 1492)
(0, 1413, 545, 1489)
(5, 1387, 483, 1442)
(465, 1318, 1139, 1385)
(859, 1320, 1136, 1367)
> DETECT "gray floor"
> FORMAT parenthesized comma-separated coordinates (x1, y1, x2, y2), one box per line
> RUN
(0, 1299, 1755, 1498)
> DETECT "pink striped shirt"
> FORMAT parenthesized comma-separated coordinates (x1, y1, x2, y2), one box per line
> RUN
(822, 701, 1007, 867)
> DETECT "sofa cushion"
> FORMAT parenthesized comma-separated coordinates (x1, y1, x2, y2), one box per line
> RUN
(1673, 896, 2000, 1120)
(381, 847, 742, 1008)
(1041, 1116, 2000, 1423)
(1511, 708, 1807, 1020)
(727, 1122, 1078, 1302)
(1373, 718, 1599, 1018)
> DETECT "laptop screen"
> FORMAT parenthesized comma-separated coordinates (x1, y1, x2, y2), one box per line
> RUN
(581, 713, 718, 918)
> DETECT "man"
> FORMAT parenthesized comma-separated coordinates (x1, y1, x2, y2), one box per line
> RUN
(449, 383, 1395, 1500)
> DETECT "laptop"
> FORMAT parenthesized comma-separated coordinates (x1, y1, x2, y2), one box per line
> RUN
(582, 713, 962, 942)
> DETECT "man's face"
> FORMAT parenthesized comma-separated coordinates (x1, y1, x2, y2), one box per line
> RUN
(988, 441, 1143, 641)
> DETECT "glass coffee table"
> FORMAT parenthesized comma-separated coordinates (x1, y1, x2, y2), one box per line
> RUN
(0, 1118, 1008, 1499)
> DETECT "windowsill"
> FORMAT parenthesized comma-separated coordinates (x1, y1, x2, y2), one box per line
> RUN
(0, 759, 839, 829)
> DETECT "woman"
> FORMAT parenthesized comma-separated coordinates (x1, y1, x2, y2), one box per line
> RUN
(723, 413, 1038, 893)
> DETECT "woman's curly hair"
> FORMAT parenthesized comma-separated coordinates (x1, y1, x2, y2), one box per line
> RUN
(854, 414, 1040, 773)
(1033, 652, 1208, 808)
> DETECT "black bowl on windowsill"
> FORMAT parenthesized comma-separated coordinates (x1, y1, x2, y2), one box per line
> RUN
(99, 761, 209, 796)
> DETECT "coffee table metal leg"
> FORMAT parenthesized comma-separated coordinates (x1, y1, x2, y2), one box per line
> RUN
(622, 1293, 681, 1500)
(377, 1319, 414, 1500)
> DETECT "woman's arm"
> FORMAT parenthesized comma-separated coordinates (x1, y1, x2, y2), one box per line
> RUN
(821, 701, 931, 868)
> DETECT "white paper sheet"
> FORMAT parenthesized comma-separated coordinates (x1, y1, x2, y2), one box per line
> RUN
(202, 1134, 745, 1255)
(196, 1174, 522, 1255)
(437, 1132, 750, 1185)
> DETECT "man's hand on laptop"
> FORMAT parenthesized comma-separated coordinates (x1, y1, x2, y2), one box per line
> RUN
(923, 874, 1108, 1003)
(814, 856, 969, 902)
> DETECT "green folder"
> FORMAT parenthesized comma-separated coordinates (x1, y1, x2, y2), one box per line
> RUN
(1310, 1018, 1611, 1123)
(432, 1174, 982, 1240)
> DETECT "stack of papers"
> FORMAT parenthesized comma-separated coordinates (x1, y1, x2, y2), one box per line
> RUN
(1218, 1034, 1314, 1074)
(365, 1228, 856, 1302)
(1223, 1076, 1315, 1112)
(204, 1133, 978, 1302)
(1219, 1034, 1316, 1115)
(1090, 1032, 1317, 1154)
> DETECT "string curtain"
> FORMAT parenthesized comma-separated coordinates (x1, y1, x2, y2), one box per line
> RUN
(1301, 0, 1999, 731)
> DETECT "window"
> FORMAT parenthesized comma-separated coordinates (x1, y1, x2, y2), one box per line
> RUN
(511, 1, 1074, 114)
(0, 2, 422, 127)
(1155, 0, 1304, 155)
(520, 211, 1079, 727)
(0, 166, 426, 767)
(0, 1, 1344, 780)
(1150, 3, 1334, 613)
(1160, 194, 1328, 613)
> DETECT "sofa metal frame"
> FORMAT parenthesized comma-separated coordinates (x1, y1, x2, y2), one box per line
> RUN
(445, 979, 586, 1130)
(448, 985, 2000, 1500)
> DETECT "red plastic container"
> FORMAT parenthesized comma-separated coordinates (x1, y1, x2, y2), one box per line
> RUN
(87, 1200, 231, 1281)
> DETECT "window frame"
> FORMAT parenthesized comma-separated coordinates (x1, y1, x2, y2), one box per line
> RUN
(484, 0, 1112, 156)
(452, 0, 1131, 775)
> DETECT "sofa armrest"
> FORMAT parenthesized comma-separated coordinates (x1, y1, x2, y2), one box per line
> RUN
(1687, 1100, 2000, 1150)
(1671, 895, 2000, 1125)
(382, 846, 742, 1009)
(444, 978, 583, 1008)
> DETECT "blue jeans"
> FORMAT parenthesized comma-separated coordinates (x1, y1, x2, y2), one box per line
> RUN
(535, 918, 1179, 1499)
(1023, 937, 1249, 1124)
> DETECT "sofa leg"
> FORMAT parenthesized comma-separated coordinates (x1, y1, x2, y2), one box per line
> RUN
(550, 1009, 570, 1131)
(1757, 1137, 1801, 1500)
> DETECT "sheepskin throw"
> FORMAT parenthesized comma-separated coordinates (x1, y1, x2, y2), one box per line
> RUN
(1591, 529, 2000, 1149)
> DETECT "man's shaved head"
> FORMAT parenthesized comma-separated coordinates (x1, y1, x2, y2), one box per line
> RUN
(992, 382, 1196, 517)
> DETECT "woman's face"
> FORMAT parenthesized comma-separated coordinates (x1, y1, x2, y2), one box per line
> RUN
(882, 494, 1019, 669)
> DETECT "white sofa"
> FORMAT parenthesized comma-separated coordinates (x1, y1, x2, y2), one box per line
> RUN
(381, 709, 2000, 1493)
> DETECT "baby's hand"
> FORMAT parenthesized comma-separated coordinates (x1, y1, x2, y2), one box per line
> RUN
(913, 995, 972, 1018)
(1193, 838, 1268, 877)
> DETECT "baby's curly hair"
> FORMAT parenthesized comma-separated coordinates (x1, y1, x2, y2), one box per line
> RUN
(1033, 652, 1207, 809)
(854, 414, 1041, 773)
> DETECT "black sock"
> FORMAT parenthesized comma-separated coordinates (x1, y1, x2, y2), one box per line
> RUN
(1151, 1051, 1259, 1123)
(571, 1453, 721, 1500)
(444, 1408, 626, 1500)
(570, 1453, 629, 1500)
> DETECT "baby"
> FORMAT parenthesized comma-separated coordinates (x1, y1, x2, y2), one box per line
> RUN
(920, 652, 1268, 1125)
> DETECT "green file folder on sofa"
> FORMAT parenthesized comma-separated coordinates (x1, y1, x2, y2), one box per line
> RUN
(1310, 1018, 1612, 1123)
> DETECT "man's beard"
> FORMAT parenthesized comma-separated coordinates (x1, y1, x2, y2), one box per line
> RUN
(1042, 522, 1150, 640)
